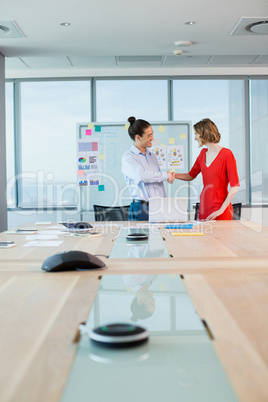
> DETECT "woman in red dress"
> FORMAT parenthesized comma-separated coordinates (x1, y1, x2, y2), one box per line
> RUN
(175, 118, 240, 220)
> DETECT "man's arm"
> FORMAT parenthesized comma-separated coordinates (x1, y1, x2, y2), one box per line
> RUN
(122, 153, 169, 183)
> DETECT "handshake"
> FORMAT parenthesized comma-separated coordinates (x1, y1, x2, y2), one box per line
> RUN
(167, 170, 176, 184)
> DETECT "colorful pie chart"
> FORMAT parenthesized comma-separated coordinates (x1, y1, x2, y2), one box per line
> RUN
(78, 157, 86, 163)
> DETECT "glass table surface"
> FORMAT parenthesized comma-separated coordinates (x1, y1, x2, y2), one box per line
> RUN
(109, 227, 170, 259)
(61, 275, 237, 402)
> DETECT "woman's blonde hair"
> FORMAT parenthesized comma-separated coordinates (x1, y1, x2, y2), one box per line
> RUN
(194, 118, 221, 145)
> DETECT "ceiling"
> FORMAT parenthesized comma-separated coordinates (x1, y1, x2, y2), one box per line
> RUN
(1, 0, 268, 77)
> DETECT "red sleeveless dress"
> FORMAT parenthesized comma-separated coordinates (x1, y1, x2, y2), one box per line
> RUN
(189, 148, 240, 220)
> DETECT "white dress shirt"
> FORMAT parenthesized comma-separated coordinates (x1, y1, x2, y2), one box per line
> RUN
(121, 144, 168, 201)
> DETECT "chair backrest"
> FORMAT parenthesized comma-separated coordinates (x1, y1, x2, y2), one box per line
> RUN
(93, 205, 130, 221)
(194, 202, 241, 220)
(194, 203, 200, 221)
(232, 202, 242, 220)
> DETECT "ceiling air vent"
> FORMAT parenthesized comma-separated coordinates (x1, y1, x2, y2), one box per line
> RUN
(115, 56, 164, 65)
(0, 21, 25, 38)
(246, 20, 268, 34)
(230, 17, 268, 35)
(117, 56, 162, 62)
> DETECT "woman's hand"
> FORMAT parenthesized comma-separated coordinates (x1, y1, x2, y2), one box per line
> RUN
(206, 186, 240, 221)
(206, 209, 223, 221)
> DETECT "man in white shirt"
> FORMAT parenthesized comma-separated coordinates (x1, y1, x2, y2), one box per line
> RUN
(122, 116, 175, 220)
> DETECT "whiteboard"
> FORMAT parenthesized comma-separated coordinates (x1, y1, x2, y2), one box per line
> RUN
(77, 121, 191, 212)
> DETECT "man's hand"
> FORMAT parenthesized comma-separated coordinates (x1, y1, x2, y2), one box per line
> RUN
(167, 170, 175, 184)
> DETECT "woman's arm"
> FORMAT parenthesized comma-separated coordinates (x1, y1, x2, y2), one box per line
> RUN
(206, 186, 240, 220)
(174, 173, 194, 181)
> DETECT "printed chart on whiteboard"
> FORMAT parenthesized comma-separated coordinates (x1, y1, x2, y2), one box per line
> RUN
(77, 140, 100, 186)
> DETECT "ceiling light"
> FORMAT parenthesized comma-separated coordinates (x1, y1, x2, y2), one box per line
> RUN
(174, 40, 193, 46)
(185, 21, 196, 25)
(60, 22, 71, 26)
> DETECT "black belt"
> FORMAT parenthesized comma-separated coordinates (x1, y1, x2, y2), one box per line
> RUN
(132, 199, 149, 204)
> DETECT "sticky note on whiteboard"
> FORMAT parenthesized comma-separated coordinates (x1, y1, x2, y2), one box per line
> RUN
(88, 123, 94, 129)
(169, 138, 175, 144)
(98, 185, 105, 191)
(86, 129, 92, 136)
(158, 125, 165, 133)
(124, 124, 130, 130)
(180, 133, 187, 140)
(98, 154, 105, 160)
(95, 125, 102, 132)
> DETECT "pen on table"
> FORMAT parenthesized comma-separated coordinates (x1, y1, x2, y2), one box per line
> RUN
(0, 241, 15, 244)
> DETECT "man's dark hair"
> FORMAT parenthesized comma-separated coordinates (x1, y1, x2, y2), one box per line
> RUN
(127, 116, 151, 141)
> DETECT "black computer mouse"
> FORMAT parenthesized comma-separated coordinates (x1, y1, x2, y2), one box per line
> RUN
(41, 250, 107, 272)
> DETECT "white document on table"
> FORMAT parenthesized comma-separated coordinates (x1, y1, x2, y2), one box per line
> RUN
(23, 241, 63, 247)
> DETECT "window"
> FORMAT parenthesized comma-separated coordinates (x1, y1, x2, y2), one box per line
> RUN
(250, 79, 268, 203)
(96, 79, 168, 122)
(6, 76, 268, 212)
(173, 79, 246, 204)
(19, 80, 91, 207)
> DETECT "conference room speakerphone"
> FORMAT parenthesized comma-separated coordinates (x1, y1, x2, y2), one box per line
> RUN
(90, 323, 149, 347)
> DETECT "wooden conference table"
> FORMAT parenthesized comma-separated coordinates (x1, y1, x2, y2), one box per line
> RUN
(0, 220, 268, 402)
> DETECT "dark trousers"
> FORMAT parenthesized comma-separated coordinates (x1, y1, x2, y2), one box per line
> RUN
(129, 201, 149, 221)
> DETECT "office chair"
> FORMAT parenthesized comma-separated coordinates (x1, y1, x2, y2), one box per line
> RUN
(93, 205, 130, 221)
(194, 202, 242, 220)
(232, 202, 242, 220)
(194, 203, 200, 221)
